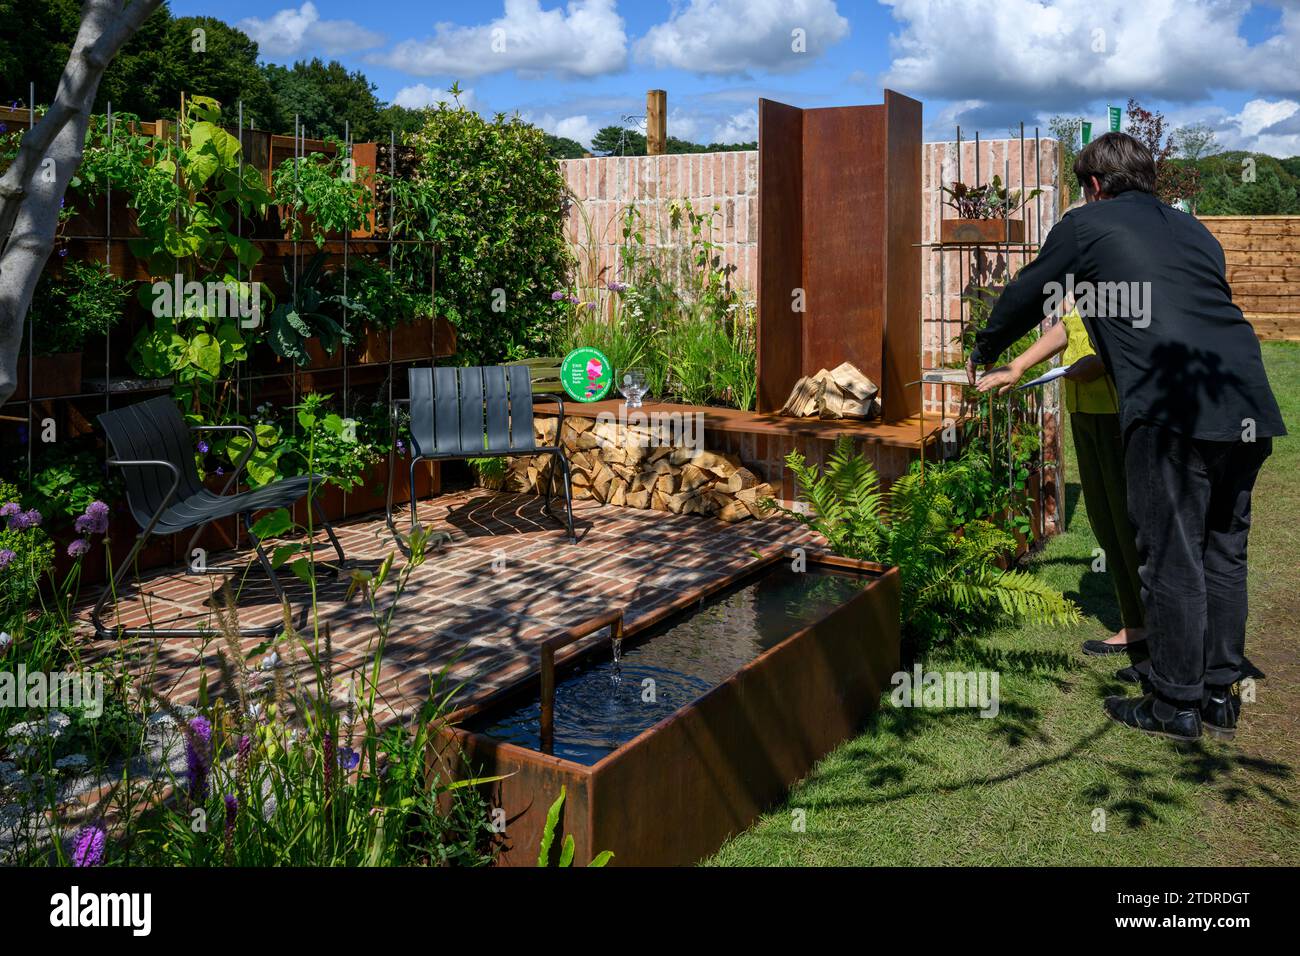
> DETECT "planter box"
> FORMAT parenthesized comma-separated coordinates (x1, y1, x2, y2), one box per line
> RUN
(433, 552, 901, 866)
(939, 218, 1025, 245)
(356, 316, 457, 364)
(12, 352, 83, 400)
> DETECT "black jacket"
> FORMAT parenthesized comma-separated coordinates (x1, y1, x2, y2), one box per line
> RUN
(973, 190, 1286, 442)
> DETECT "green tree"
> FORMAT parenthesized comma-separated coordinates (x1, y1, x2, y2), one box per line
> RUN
(263, 58, 383, 140)
(401, 102, 571, 363)
(1195, 151, 1300, 215)
(545, 133, 586, 159)
(591, 124, 644, 156)
(1049, 115, 1083, 202)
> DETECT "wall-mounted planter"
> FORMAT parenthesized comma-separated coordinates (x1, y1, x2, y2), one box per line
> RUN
(13, 352, 83, 400)
(939, 218, 1025, 245)
(432, 551, 902, 866)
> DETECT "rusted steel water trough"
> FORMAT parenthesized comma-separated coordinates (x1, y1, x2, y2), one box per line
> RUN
(430, 551, 901, 866)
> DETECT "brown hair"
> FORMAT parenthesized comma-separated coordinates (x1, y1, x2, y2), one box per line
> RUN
(1073, 132, 1156, 197)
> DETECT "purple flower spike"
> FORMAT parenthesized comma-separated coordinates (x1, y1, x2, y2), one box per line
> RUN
(73, 823, 106, 867)
(185, 716, 212, 802)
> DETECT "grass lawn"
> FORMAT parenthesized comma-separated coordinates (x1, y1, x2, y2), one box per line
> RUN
(708, 340, 1300, 867)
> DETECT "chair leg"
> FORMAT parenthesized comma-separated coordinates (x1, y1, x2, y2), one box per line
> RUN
(551, 451, 576, 543)
(244, 511, 289, 609)
(310, 493, 347, 570)
(91, 525, 279, 640)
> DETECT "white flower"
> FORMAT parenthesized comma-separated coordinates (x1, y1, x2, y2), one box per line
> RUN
(260, 651, 280, 671)
(0, 632, 12, 654)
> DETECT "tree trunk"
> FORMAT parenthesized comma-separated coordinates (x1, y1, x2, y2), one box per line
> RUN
(0, 0, 162, 407)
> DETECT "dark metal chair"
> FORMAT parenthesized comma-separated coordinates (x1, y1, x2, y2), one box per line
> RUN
(92, 395, 346, 638)
(386, 365, 575, 544)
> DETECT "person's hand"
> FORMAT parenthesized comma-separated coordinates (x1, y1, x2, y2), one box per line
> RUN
(975, 364, 1021, 396)
(1064, 354, 1106, 383)
(965, 355, 978, 385)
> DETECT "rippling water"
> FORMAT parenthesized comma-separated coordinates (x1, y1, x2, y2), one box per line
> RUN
(466, 565, 868, 765)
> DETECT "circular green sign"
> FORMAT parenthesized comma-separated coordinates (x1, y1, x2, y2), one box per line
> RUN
(560, 347, 613, 402)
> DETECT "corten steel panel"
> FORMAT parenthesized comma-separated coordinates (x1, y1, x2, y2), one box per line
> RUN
(881, 91, 924, 421)
(801, 106, 888, 390)
(434, 555, 901, 867)
(756, 92, 924, 424)
(757, 100, 806, 413)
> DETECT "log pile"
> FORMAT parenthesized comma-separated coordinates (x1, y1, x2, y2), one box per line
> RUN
(781, 361, 880, 419)
(504, 416, 775, 522)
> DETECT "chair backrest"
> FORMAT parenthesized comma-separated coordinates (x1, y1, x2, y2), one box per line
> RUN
(98, 396, 205, 529)
(408, 365, 538, 458)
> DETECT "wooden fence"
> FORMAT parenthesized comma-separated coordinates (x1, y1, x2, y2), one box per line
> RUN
(1201, 215, 1300, 342)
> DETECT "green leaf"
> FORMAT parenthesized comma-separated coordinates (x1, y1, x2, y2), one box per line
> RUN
(537, 785, 565, 866)
(288, 558, 313, 585)
(587, 850, 615, 868)
(186, 333, 222, 377)
(249, 508, 293, 540)
(558, 834, 575, 868)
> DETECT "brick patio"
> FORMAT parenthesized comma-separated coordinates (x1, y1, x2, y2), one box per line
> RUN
(79, 489, 818, 727)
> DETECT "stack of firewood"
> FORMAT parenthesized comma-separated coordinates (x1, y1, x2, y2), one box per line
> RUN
(781, 361, 880, 419)
(504, 416, 775, 522)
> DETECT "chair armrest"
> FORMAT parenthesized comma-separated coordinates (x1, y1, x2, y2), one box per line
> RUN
(106, 458, 182, 536)
(531, 392, 566, 443)
(192, 424, 255, 496)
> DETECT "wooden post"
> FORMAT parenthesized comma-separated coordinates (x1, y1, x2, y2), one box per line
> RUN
(647, 89, 667, 155)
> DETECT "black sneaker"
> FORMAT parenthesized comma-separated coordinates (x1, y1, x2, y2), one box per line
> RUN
(1083, 638, 1145, 656)
(1201, 684, 1242, 741)
(1104, 693, 1202, 742)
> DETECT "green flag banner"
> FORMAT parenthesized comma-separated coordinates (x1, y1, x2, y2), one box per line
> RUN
(1081, 121, 1092, 145)
(1108, 106, 1122, 132)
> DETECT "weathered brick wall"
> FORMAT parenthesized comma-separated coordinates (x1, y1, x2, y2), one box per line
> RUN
(559, 151, 760, 296)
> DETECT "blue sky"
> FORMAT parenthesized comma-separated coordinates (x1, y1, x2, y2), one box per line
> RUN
(170, 0, 1300, 155)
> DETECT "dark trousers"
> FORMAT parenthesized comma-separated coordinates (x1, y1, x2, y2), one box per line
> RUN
(1124, 424, 1272, 703)
(1071, 413, 1144, 629)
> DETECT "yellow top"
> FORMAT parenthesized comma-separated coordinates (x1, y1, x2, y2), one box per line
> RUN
(1061, 309, 1120, 415)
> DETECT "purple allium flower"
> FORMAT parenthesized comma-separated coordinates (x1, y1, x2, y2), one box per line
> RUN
(0, 502, 19, 518)
(550, 290, 565, 301)
(67, 538, 90, 558)
(72, 823, 106, 867)
(0, 549, 14, 569)
(6, 508, 42, 531)
(338, 746, 359, 771)
(567, 295, 580, 305)
(607, 281, 628, 293)
(74, 500, 110, 536)
(185, 716, 212, 802)
(197, 440, 210, 454)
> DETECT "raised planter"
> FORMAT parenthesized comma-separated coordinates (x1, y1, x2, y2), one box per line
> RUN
(940, 218, 1025, 245)
(432, 551, 901, 866)
(12, 352, 83, 400)
(356, 316, 457, 364)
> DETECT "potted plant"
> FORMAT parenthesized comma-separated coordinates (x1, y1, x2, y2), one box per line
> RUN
(272, 148, 374, 247)
(939, 175, 1041, 245)
(16, 261, 131, 399)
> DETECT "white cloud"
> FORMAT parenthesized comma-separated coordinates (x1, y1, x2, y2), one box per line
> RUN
(710, 109, 759, 144)
(529, 113, 600, 148)
(391, 84, 477, 110)
(636, 0, 849, 75)
(372, 0, 627, 79)
(1217, 98, 1300, 157)
(880, 0, 1300, 105)
(238, 3, 384, 59)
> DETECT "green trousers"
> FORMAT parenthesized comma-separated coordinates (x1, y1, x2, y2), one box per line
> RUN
(1071, 412, 1145, 629)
